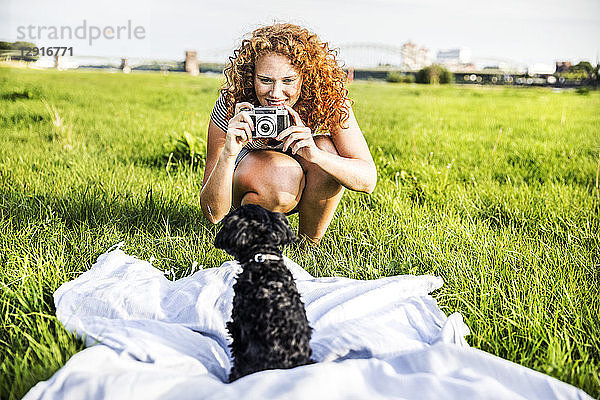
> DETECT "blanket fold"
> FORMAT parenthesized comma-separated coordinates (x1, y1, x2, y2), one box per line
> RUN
(24, 246, 592, 400)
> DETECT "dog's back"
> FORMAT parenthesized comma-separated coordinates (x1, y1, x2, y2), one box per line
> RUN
(214, 204, 313, 382)
(227, 257, 313, 381)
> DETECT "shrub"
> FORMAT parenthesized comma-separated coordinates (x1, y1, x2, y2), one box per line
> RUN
(403, 74, 416, 83)
(163, 131, 206, 171)
(575, 87, 590, 95)
(386, 72, 416, 84)
(386, 71, 403, 83)
(416, 64, 454, 84)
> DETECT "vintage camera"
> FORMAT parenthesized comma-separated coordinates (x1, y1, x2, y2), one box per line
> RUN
(247, 106, 290, 138)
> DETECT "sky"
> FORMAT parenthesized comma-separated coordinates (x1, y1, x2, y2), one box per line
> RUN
(2, 0, 599, 67)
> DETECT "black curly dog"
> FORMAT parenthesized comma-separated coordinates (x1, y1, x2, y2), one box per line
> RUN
(214, 204, 313, 382)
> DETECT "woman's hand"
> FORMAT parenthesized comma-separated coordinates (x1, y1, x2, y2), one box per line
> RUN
(276, 105, 322, 163)
(223, 102, 255, 157)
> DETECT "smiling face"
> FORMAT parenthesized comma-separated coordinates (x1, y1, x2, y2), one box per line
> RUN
(254, 53, 302, 107)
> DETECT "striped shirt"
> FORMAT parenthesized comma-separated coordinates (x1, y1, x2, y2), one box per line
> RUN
(209, 93, 285, 151)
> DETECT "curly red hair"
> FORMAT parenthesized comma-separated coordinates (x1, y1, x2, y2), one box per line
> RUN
(222, 23, 351, 133)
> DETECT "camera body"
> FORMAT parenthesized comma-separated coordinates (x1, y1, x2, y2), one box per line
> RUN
(247, 106, 290, 138)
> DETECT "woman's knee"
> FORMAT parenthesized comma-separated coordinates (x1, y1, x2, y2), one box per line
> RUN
(233, 151, 305, 212)
(236, 182, 301, 213)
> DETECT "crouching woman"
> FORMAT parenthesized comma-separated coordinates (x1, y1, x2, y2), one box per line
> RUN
(200, 23, 377, 244)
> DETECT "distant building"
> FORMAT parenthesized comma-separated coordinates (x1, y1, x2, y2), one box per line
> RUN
(120, 58, 131, 73)
(436, 48, 472, 69)
(185, 50, 199, 76)
(401, 42, 431, 70)
(527, 63, 556, 75)
(456, 63, 477, 72)
(435, 48, 473, 72)
(482, 62, 511, 71)
(555, 61, 572, 73)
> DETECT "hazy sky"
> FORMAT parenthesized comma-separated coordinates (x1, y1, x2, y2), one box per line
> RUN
(2, 0, 599, 66)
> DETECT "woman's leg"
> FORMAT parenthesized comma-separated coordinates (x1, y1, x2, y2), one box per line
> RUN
(232, 150, 305, 214)
(232, 137, 344, 244)
(294, 135, 345, 244)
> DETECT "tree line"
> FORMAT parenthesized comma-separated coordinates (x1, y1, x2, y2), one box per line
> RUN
(0, 41, 40, 61)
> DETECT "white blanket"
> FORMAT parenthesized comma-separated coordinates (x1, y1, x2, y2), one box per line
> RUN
(24, 245, 592, 400)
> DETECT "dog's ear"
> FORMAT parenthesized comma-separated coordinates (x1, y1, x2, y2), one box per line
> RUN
(214, 209, 250, 257)
(269, 210, 297, 247)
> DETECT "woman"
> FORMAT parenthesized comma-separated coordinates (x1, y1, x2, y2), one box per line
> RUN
(200, 23, 377, 244)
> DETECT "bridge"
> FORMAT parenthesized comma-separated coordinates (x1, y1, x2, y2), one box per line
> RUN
(335, 43, 525, 71)
(13, 43, 528, 74)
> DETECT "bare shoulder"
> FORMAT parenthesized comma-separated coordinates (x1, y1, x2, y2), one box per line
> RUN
(329, 99, 374, 162)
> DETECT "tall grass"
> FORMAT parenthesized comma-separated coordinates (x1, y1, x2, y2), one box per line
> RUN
(0, 66, 599, 399)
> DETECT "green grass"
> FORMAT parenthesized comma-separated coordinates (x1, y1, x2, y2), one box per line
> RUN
(1, 66, 599, 399)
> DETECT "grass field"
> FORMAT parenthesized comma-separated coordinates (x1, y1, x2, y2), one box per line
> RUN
(0, 66, 599, 399)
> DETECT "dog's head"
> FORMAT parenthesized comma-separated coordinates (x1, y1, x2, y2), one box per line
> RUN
(214, 204, 297, 259)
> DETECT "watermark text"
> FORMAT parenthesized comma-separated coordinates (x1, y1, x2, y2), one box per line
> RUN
(16, 20, 146, 46)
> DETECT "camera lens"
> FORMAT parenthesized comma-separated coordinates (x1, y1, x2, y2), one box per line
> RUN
(256, 117, 275, 136)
